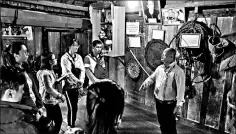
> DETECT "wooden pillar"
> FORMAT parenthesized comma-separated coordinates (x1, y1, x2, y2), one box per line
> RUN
(199, 79, 211, 125)
(219, 71, 233, 132)
(226, 73, 236, 134)
(109, 57, 117, 82)
(0, 4, 2, 55)
(34, 27, 43, 57)
(116, 57, 125, 89)
(87, 29, 92, 54)
(42, 27, 49, 55)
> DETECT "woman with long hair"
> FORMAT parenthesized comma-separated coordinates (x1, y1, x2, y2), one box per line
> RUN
(86, 80, 125, 134)
(37, 52, 66, 134)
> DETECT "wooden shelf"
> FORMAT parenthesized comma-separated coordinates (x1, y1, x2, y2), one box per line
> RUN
(100, 22, 112, 25)
(2, 35, 27, 40)
(165, 0, 236, 8)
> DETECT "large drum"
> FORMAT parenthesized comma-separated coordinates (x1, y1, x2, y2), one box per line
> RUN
(145, 39, 168, 71)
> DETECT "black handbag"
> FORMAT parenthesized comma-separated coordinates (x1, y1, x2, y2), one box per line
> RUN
(64, 53, 82, 90)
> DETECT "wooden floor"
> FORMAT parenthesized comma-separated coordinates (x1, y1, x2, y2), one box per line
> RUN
(58, 96, 217, 134)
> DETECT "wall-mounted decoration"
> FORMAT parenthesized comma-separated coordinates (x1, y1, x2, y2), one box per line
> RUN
(162, 8, 185, 25)
(128, 36, 141, 48)
(145, 39, 168, 71)
(126, 22, 140, 35)
(126, 59, 141, 80)
(24, 26, 33, 40)
(180, 33, 201, 48)
(141, 0, 162, 24)
(2, 35, 27, 51)
(152, 29, 165, 40)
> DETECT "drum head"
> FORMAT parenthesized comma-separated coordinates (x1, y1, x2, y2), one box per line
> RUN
(145, 39, 168, 71)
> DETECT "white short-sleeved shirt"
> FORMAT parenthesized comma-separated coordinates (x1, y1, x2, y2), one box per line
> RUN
(37, 69, 58, 105)
(84, 54, 97, 85)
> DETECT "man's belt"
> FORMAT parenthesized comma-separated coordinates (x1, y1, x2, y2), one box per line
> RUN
(156, 99, 176, 105)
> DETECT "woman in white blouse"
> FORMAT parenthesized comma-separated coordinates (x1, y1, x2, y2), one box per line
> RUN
(37, 52, 66, 134)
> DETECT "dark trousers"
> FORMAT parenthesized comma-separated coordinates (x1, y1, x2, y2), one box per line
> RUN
(155, 98, 177, 134)
(44, 103, 63, 134)
(64, 89, 79, 127)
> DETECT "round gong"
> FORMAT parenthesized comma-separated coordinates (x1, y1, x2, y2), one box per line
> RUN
(145, 39, 168, 71)
(126, 59, 141, 79)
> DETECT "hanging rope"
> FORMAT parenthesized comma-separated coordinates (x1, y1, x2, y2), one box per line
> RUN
(129, 48, 150, 76)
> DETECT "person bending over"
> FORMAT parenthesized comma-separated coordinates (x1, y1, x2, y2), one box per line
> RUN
(85, 80, 125, 134)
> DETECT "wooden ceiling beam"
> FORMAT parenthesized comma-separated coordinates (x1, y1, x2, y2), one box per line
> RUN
(1, 7, 91, 29)
(165, 0, 236, 8)
(1, 0, 89, 18)
(13, 0, 88, 11)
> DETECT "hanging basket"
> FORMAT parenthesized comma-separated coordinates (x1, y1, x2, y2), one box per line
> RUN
(145, 39, 168, 71)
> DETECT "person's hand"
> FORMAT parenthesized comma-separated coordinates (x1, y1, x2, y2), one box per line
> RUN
(144, 14, 148, 21)
(173, 105, 182, 116)
(60, 94, 66, 103)
(76, 81, 84, 89)
(57, 93, 66, 103)
(139, 82, 149, 92)
(38, 107, 47, 117)
(35, 112, 41, 121)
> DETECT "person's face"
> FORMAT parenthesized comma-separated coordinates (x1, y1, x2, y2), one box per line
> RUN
(161, 49, 174, 66)
(93, 43, 103, 56)
(70, 42, 80, 54)
(147, 1, 154, 10)
(49, 54, 57, 66)
(1, 84, 25, 102)
(14, 45, 29, 63)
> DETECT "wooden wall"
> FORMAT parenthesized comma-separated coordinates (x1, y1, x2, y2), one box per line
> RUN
(124, 1, 236, 133)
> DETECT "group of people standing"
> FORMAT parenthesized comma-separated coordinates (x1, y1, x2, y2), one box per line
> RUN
(0, 38, 124, 134)
(0, 36, 186, 134)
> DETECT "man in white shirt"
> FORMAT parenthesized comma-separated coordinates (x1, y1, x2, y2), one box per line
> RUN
(61, 39, 85, 128)
(139, 48, 186, 134)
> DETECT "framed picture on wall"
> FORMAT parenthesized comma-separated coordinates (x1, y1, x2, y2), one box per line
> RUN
(162, 8, 185, 25)
(152, 29, 165, 40)
(180, 33, 201, 48)
(141, 0, 162, 24)
(128, 36, 141, 48)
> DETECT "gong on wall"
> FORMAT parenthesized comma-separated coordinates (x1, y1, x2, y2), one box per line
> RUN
(145, 39, 168, 71)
